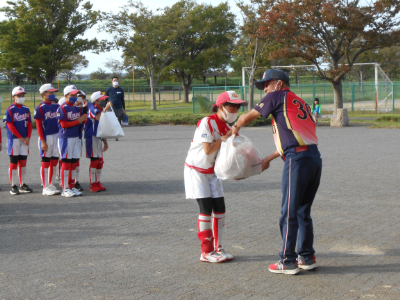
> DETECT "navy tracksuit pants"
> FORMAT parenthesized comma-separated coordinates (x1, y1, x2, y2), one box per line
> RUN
(279, 145, 322, 265)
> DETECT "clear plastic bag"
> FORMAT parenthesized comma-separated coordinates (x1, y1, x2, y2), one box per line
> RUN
(214, 135, 263, 180)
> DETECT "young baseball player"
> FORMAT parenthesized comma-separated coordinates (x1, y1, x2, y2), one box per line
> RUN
(57, 85, 87, 197)
(85, 91, 110, 192)
(56, 97, 66, 184)
(184, 91, 247, 263)
(35, 84, 61, 196)
(3, 86, 33, 195)
(73, 91, 87, 192)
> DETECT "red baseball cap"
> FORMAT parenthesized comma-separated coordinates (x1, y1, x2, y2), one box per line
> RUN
(216, 91, 248, 107)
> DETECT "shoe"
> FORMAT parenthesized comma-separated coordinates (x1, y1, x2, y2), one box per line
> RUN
(71, 187, 82, 196)
(40, 182, 43, 187)
(10, 185, 20, 195)
(55, 175, 61, 181)
(297, 255, 318, 270)
(90, 183, 100, 192)
(268, 261, 300, 275)
(19, 184, 33, 193)
(97, 182, 106, 191)
(115, 138, 118, 141)
(59, 182, 63, 188)
(216, 247, 233, 261)
(42, 186, 59, 196)
(61, 189, 75, 198)
(74, 181, 84, 191)
(200, 251, 228, 263)
(48, 184, 61, 195)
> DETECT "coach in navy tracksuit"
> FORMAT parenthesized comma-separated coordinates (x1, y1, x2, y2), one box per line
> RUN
(233, 69, 322, 275)
(105, 76, 125, 141)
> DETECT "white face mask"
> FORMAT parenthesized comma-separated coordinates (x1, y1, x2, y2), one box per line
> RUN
(265, 80, 281, 95)
(76, 97, 83, 106)
(16, 97, 25, 104)
(112, 81, 119, 86)
(222, 106, 238, 123)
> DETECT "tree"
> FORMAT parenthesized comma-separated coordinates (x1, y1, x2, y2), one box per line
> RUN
(89, 68, 110, 80)
(59, 54, 89, 84)
(164, 0, 236, 103)
(0, 0, 100, 84)
(257, 0, 400, 113)
(105, 58, 125, 78)
(104, 1, 179, 110)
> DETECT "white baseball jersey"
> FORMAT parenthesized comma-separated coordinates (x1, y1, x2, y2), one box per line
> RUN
(185, 114, 230, 174)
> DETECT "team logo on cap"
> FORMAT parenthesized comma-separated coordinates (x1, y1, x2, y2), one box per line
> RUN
(18, 87, 24, 91)
(72, 86, 77, 90)
(232, 93, 238, 98)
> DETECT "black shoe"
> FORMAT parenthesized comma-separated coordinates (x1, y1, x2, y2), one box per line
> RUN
(74, 181, 84, 191)
(115, 138, 119, 141)
(10, 185, 20, 195)
(19, 183, 33, 193)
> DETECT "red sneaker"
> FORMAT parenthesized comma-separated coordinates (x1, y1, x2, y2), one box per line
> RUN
(97, 182, 106, 191)
(90, 183, 100, 192)
(268, 261, 300, 275)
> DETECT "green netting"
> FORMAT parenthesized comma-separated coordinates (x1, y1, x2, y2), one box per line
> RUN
(192, 83, 400, 113)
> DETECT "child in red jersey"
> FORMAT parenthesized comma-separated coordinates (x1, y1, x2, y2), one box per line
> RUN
(184, 91, 247, 263)
(3, 86, 33, 195)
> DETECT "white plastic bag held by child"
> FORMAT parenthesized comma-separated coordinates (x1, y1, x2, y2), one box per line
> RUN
(215, 135, 263, 180)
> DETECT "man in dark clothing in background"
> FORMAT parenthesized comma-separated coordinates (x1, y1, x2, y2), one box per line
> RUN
(105, 76, 125, 141)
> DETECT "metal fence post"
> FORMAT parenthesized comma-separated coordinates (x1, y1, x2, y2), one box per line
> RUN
(159, 87, 161, 105)
(351, 84, 355, 111)
(393, 84, 396, 113)
(192, 88, 195, 114)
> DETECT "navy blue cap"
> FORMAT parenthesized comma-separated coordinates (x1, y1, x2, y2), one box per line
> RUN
(255, 69, 290, 90)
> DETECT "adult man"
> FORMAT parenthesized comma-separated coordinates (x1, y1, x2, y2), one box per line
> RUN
(3, 86, 33, 195)
(35, 84, 61, 196)
(57, 85, 87, 197)
(85, 91, 111, 192)
(105, 76, 125, 141)
(232, 69, 322, 275)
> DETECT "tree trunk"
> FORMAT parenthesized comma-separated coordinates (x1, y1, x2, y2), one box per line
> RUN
(182, 84, 189, 103)
(332, 80, 343, 114)
(149, 76, 157, 110)
(248, 75, 255, 111)
(203, 75, 206, 84)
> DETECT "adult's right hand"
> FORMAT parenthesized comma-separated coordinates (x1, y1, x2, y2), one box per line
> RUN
(78, 114, 87, 123)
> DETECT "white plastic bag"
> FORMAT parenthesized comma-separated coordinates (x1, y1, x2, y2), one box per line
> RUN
(96, 107, 125, 139)
(215, 135, 263, 180)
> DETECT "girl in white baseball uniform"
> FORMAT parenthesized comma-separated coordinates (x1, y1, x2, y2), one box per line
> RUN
(184, 91, 247, 263)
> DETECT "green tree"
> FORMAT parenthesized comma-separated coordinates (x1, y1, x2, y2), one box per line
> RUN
(164, 0, 237, 103)
(89, 68, 110, 80)
(257, 0, 400, 113)
(0, 0, 100, 84)
(59, 54, 89, 84)
(104, 1, 179, 110)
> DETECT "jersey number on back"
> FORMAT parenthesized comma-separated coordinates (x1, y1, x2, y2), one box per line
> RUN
(293, 100, 315, 123)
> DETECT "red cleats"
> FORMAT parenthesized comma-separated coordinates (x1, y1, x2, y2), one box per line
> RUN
(97, 182, 106, 191)
(90, 183, 100, 192)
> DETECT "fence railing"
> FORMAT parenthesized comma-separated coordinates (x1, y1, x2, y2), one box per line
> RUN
(192, 83, 400, 114)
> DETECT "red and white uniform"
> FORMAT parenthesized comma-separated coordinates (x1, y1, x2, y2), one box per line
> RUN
(184, 114, 230, 199)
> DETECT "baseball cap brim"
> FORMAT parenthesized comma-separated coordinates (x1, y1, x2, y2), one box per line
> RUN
(13, 91, 27, 95)
(69, 90, 80, 95)
(47, 88, 59, 92)
(98, 95, 108, 100)
(226, 99, 248, 106)
(255, 80, 269, 90)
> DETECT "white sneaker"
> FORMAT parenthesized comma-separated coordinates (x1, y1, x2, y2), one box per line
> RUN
(61, 189, 75, 198)
(48, 184, 61, 195)
(216, 247, 233, 261)
(42, 186, 58, 196)
(71, 187, 82, 196)
(200, 251, 228, 263)
(59, 182, 63, 188)
(55, 175, 61, 181)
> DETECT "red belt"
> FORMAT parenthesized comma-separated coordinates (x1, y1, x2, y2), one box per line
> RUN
(295, 145, 309, 153)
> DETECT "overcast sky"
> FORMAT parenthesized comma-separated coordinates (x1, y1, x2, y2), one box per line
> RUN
(0, 0, 247, 74)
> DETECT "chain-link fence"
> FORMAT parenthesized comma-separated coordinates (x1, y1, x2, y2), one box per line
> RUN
(192, 83, 400, 114)
(0, 84, 208, 115)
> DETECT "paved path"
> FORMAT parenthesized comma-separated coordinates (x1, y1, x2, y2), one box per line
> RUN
(0, 125, 399, 299)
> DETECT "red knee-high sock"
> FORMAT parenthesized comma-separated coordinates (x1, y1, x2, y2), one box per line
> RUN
(18, 159, 27, 186)
(41, 162, 50, 188)
(198, 214, 212, 232)
(89, 160, 98, 184)
(61, 162, 70, 191)
(213, 212, 226, 251)
(58, 160, 61, 177)
(9, 163, 18, 187)
(96, 158, 104, 183)
(49, 159, 58, 186)
(69, 162, 77, 189)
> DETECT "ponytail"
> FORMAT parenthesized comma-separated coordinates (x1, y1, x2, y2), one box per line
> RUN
(211, 104, 218, 113)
